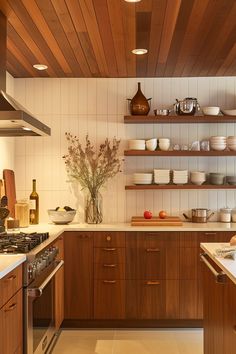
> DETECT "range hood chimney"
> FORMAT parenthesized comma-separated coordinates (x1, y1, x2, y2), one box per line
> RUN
(0, 11, 50, 136)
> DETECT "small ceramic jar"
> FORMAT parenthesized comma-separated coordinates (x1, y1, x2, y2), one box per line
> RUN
(220, 208, 232, 223)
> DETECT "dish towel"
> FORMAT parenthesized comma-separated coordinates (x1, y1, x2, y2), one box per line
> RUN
(214, 246, 236, 260)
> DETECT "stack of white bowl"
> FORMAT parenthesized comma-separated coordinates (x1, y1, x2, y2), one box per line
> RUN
(128, 139, 145, 150)
(133, 173, 153, 185)
(190, 171, 206, 185)
(154, 169, 170, 184)
(146, 138, 157, 151)
(210, 136, 226, 151)
(227, 136, 236, 151)
(173, 170, 188, 184)
(159, 138, 170, 151)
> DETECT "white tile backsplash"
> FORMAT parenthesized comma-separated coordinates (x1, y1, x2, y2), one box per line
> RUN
(12, 76, 236, 223)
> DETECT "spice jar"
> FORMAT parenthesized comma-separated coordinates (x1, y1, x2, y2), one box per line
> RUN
(220, 208, 232, 223)
(15, 199, 29, 227)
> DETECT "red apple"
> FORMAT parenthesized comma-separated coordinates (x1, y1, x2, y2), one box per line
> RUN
(159, 210, 167, 219)
(144, 210, 152, 219)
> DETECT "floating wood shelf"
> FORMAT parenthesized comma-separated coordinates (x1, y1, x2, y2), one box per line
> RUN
(124, 150, 236, 157)
(125, 184, 236, 190)
(124, 115, 236, 124)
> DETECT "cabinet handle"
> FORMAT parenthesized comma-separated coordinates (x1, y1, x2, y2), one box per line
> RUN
(103, 264, 117, 267)
(106, 236, 112, 241)
(78, 234, 90, 238)
(146, 281, 160, 285)
(103, 280, 116, 284)
(200, 253, 227, 283)
(146, 248, 160, 252)
(4, 303, 17, 312)
(204, 232, 216, 235)
(5, 275, 16, 281)
(103, 248, 116, 251)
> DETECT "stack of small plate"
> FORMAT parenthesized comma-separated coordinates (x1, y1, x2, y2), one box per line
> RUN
(133, 173, 153, 184)
(173, 170, 188, 184)
(210, 136, 226, 151)
(128, 139, 145, 150)
(227, 136, 236, 151)
(154, 169, 170, 184)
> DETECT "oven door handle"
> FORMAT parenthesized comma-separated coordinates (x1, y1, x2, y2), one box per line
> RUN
(28, 260, 64, 298)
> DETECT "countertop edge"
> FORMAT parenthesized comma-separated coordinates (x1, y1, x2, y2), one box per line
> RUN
(0, 255, 26, 279)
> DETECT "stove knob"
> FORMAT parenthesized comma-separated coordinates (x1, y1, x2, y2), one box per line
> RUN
(28, 265, 33, 279)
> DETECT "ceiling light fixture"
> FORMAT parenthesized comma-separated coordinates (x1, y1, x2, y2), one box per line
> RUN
(22, 127, 31, 131)
(33, 64, 48, 71)
(132, 48, 148, 55)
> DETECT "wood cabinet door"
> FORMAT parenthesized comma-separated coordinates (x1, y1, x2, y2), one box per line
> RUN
(223, 278, 236, 353)
(64, 232, 93, 319)
(55, 265, 64, 330)
(0, 289, 23, 354)
(94, 279, 125, 319)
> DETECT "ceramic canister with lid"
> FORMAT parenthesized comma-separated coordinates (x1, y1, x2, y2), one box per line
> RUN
(219, 208, 232, 223)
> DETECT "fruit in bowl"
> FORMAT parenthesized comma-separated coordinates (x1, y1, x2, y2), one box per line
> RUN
(48, 206, 76, 224)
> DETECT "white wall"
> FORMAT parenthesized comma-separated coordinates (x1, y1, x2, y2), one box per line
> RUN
(0, 73, 15, 174)
(14, 77, 236, 223)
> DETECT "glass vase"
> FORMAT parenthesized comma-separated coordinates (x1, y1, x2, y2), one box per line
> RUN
(85, 191, 103, 224)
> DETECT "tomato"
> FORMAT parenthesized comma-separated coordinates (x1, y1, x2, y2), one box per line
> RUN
(143, 210, 152, 219)
(159, 210, 167, 219)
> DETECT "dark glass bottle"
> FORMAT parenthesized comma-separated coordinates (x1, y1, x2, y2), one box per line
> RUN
(29, 179, 39, 224)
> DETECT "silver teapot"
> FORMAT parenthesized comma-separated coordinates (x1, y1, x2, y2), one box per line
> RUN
(174, 97, 200, 115)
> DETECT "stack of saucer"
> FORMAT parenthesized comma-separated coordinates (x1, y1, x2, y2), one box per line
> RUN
(133, 173, 153, 185)
(154, 169, 170, 184)
(173, 170, 188, 184)
(210, 136, 226, 151)
(227, 136, 236, 151)
(128, 139, 145, 150)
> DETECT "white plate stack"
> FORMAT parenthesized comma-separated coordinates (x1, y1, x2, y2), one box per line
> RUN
(227, 136, 236, 151)
(128, 139, 145, 150)
(154, 169, 170, 184)
(210, 136, 226, 151)
(173, 170, 188, 184)
(133, 173, 153, 185)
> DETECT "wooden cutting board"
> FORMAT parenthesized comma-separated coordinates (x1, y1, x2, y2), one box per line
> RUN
(131, 216, 183, 226)
(3, 169, 16, 218)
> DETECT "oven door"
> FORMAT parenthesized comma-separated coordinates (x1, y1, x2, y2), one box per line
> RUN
(25, 260, 64, 354)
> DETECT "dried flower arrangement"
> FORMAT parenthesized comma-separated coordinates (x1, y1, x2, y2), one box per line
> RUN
(63, 133, 121, 223)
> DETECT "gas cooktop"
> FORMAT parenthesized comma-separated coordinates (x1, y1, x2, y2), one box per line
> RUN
(0, 232, 49, 253)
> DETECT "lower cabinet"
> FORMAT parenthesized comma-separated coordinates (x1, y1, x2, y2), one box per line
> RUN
(54, 236, 65, 330)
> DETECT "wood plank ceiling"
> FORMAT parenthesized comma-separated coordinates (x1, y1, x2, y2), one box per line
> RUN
(0, 0, 236, 78)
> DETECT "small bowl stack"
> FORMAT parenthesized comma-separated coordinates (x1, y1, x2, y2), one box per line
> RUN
(190, 171, 206, 185)
(173, 170, 188, 184)
(209, 173, 225, 185)
(202, 106, 220, 115)
(154, 169, 170, 184)
(133, 173, 153, 185)
(146, 138, 157, 151)
(128, 139, 145, 150)
(159, 138, 170, 151)
(210, 136, 226, 151)
(227, 136, 236, 151)
(226, 176, 236, 185)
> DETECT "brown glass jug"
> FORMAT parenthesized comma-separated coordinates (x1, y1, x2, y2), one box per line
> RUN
(127, 82, 151, 115)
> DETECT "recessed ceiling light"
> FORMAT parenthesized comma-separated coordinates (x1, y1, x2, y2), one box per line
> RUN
(125, 0, 141, 2)
(22, 127, 31, 131)
(33, 64, 48, 71)
(131, 48, 148, 55)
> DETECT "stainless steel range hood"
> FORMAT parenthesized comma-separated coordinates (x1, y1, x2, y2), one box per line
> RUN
(0, 12, 51, 136)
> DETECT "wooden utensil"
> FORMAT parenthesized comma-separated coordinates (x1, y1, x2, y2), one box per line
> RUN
(3, 169, 16, 218)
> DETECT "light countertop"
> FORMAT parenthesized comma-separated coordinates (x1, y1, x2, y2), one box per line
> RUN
(0, 254, 26, 279)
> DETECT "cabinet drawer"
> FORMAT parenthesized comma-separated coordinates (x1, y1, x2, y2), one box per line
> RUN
(0, 265, 22, 308)
(94, 232, 125, 247)
(94, 247, 125, 263)
(94, 262, 125, 279)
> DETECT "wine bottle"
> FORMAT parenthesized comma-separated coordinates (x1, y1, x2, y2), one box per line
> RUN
(29, 179, 39, 224)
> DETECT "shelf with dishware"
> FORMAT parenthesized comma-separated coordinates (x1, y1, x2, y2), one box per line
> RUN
(125, 184, 236, 190)
(124, 115, 236, 124)
(124, 150, 236, 157)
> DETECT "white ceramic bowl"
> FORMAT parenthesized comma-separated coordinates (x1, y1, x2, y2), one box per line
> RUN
(159, 143, 170, 151)
(210, 145, 226, 151)
(202, 106, 220, 115)
(221, 109, 236, 116)
(48, 209, 76, 224)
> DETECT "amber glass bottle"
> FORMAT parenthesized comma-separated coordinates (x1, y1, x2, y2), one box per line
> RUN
(29, 179, 39, 224)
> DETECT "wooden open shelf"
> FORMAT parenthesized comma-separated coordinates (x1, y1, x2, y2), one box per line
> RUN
(124, 150, 236, 157)
(125, 184, 236, 190)
(124, 115, 236, 124)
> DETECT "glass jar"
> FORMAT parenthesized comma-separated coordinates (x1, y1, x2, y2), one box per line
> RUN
(15, 199, 29, 227)
(220, 208, 232, 223)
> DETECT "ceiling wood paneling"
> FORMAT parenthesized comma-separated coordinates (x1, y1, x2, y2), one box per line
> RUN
(0, 0, 236, 78)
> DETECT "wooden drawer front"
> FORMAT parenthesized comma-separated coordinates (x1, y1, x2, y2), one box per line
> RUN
(94, 232, 125, 247)
(0, 265, 22, 309)
(94, 247, 125, 263)
(139, 248, 165, 279)
(94, 279, 125, 319)
(0, 289, 23, 354)
(139, 280, 165, 319)
(94, 262, 125, 279)
(138, 232, 179, 245)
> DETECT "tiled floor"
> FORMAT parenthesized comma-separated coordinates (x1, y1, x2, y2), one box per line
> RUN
(52, 329, 203, 354)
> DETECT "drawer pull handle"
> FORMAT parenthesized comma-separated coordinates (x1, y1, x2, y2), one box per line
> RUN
(4, 303, 17, 312)
(204, 233, 216, 235)
(200, 253, 227, 283)
(146, 248, 160, 252)
(103, 248, 116, 251)
(146, 281, 160, 285)
(103, 280, 116, 284)
(103, 264, 117, 268)
(6, 275, 16, 281)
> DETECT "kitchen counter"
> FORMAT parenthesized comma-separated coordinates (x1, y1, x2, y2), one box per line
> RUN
(201, 242, 236, 285)
(0, 254, 26, 279)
